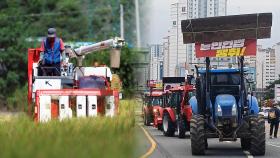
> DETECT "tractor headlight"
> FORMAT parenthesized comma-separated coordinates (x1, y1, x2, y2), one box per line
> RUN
(217, 104, 222, 116)
(153, 109, 160, 116)
(232, 104, 237, 116)
(153, 109, 157, 113)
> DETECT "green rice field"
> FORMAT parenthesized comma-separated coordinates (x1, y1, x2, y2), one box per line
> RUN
(0, 100, 136, 158)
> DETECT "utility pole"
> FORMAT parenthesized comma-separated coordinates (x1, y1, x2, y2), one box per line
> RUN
(135, 0, 141, 48)
(120, 4, 124, 39)
(176, 3, 179, 76)
(86, 0, 94, 39)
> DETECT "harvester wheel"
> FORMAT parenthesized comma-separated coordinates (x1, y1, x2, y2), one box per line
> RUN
(163, 112, 175, 136)
(249, 115, 265, 156)
(240, 138, 251, 150)
(190, 114, 205, 155)
(178, 116, 186, 138)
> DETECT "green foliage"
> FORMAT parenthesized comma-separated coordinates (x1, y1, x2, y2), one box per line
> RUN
(0, 100, 136, 158)
(7, 84, 28, 111)
(264, 78, 280, 100)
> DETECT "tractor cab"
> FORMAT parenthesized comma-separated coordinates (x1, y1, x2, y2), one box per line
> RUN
(167, 86, 194, 118)
(161, 77, 194, 138)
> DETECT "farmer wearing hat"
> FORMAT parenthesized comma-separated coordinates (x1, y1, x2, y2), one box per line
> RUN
(268, 101, 280, 138)
(39, 28, 65, 76)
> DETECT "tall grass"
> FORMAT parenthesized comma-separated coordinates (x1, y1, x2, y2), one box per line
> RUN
(0, 100, 136, 158)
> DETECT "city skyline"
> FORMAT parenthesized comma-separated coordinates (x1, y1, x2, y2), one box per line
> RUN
(147, 0, 280, 47)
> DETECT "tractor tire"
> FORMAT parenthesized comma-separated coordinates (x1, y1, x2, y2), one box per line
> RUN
(249, 115, 265, 156)
(144, 112, 150, 126)
(163, 112, 175, 137)
(157, 124, 163, 131)
(144, 112, 147, 125)
(178, 116, 186, 138)
(205, 138, 208, 149)
(190, 114, 205, 155)
(241, 138, 251, 150)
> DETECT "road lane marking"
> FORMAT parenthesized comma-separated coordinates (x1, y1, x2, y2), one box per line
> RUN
(267, 143, 280, 148)
(243, 151, 253, 158)
(139, 126, 157, 158)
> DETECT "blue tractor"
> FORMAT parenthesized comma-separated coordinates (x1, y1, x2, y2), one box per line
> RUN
(181, 13, 272, 155)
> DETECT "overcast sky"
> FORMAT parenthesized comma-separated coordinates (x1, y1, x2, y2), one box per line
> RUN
(146, 0, 280, 47)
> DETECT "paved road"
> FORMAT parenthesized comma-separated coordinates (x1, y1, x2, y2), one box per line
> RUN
(144, 121, 280, 158)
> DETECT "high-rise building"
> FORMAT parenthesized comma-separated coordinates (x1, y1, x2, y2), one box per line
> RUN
(254, 46, 276, 89)
(149, 44, 164, 80)
(164, 0, 228, 77)
(273, 42, 280, 80)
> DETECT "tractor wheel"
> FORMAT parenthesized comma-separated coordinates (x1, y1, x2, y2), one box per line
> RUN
(190, 114, 205, 155)
(144, 112, 150, 126)
(157, 124, 163, 131)
(249, 115, 265, 156)
(163, 112, 175, 136)
(178, 116, 186, 138)
(205, 138, 208, 149)
(241, 138, 251, 150)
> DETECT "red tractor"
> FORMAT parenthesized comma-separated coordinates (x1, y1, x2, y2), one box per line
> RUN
(161, 77, 194, 138)
(152, 91, 169, 130)
(142, 90, 164, 127)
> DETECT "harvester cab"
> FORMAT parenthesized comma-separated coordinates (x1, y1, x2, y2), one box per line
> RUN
(161, 77, 194, 138)
(181, 13, 272, 155)
(27, 37, 125, 122)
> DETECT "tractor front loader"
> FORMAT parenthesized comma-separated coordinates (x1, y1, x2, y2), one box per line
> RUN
(181, 13, 272, 155)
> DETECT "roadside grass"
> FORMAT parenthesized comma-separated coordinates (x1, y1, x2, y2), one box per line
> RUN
(0, 100, 136, 158)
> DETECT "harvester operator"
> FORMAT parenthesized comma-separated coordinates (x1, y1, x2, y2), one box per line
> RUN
(39, 28, 65, 76)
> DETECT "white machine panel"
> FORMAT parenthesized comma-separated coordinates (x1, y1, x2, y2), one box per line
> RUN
(76, 96, 86, 117)
(33, 63, 38, 77)
(33, 79, 61, 92)
(39, 96, 51, 122)
(59, 96, 72, 121)
(105, 96, 115, 117)
(87, 96, 98, 117)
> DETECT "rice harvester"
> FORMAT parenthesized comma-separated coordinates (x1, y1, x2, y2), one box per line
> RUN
(27, 37, 125, 122)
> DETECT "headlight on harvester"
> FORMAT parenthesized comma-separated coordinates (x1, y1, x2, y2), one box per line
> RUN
(217, 104, 222, 116)
(232, 104, 237, 116)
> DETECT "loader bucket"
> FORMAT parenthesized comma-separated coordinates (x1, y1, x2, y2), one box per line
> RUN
(181, 13, 272, 44)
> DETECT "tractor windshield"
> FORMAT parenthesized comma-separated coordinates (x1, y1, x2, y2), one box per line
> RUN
(169, 91, 182, 108)
(210, 72, 240, 100)
(149, 97, 163, 106)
